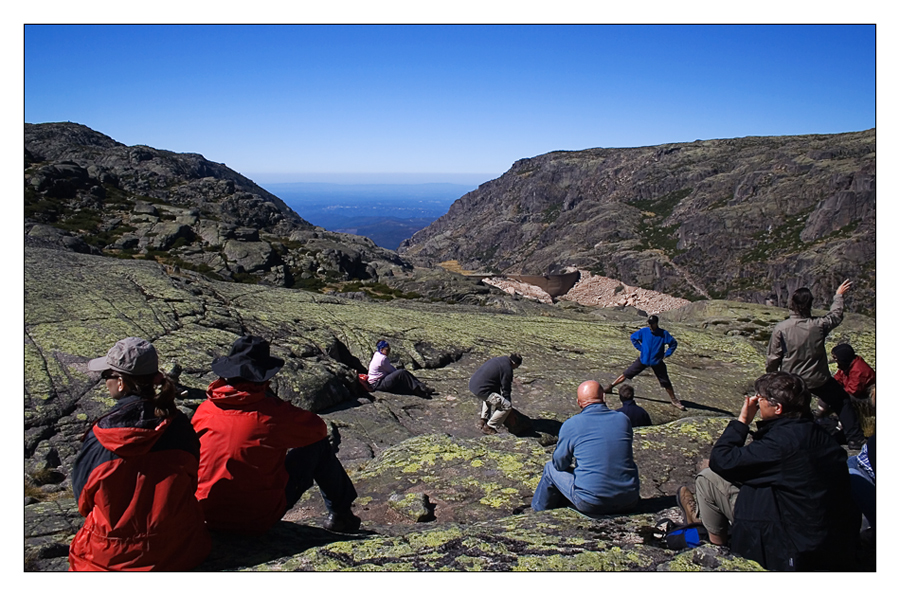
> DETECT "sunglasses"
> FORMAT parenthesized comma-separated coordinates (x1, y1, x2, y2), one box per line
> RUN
(101, 370, 121, 380)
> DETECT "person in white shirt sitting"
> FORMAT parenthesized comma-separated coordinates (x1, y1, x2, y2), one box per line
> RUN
(366, 340, 434, 398)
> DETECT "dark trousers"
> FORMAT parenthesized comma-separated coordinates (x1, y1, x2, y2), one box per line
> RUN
(812, 377, 865, 444)
(371, 369, 427, 396)
(848, 458, 875, 529)
(284, 438, 357, 515)
(623, 358, 673, 389)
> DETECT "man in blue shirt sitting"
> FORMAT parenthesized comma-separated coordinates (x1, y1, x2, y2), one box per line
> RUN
(616, 384, 652, 427)
(531, 380, 640, 516)
(604, 315, 686, 411)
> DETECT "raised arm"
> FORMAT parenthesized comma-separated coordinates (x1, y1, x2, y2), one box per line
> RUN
(820, 279, 850, 333)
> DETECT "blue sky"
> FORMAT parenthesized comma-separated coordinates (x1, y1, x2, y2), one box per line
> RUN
(24, 23, 876, 185)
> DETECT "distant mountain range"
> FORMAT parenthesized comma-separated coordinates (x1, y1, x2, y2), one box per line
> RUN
(263, 182, 478, 249)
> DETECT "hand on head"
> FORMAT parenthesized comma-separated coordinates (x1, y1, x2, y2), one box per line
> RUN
(738, 394, 760, 425)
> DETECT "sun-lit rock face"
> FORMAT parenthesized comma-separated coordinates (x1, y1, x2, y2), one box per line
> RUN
(401, 129, 876, 316)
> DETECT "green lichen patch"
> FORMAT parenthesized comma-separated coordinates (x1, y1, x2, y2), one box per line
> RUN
(265, 508, 762, 571)
(352, 433, 545, 522)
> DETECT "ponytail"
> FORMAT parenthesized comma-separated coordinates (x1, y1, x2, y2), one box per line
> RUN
(122, 371, 179, 418)
(81, 370, 179, 442)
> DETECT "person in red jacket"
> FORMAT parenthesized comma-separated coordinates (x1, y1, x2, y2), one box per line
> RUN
(192, 335, 360, 534)
(831, 343, 875, 401)
(69, 337, 211, 571)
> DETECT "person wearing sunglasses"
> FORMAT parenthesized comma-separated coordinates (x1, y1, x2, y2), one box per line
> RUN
(69, 337, 210, 571)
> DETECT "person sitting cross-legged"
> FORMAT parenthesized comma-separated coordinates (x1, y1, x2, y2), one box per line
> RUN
(192, 335, 361, 535)
(675, 371, 858, 571)
(531, 380, 640, 516)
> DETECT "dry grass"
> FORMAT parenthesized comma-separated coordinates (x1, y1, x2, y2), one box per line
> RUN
(438, 260, 475, 275)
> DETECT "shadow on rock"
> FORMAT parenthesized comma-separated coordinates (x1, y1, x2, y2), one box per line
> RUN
(196, 521, 376, 571)
(676, 401, 733, 416)
(633, 394, 733, 417)
(503, 409, 562, 442)
(633, 495, 676, 514)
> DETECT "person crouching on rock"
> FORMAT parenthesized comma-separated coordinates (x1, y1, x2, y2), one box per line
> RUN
(69, 337, 211, 571)
(531, 380, 640, 516)
(469, 353, 522, 434)
(367, 340, 434, 398)
(192, 335, 361, 534)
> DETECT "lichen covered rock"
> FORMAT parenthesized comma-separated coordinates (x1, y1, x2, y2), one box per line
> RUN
(246, 509, 763, 571)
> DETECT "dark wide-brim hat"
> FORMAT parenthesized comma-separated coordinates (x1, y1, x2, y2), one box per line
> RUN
(211, 335, 284, 383)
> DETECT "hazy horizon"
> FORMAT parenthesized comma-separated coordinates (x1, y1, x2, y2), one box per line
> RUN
(247, 172, 499, 186)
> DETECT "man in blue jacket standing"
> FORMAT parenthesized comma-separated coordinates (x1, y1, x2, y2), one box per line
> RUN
(531, 380, 640, 516)
(604, 315, 686, 411)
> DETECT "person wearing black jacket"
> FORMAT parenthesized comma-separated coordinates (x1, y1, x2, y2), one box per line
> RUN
(469, 354, 522, 434)
(676, 372, 857, 571)
(615, 384, 652, 428)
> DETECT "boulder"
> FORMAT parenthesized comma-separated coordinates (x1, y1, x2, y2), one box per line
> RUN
(223, 239, 275, 273)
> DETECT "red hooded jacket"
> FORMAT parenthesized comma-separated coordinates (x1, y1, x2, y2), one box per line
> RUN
(69, 396, 211, 571)
(834, 356, 875, 399)
(192, 379, 328, 534)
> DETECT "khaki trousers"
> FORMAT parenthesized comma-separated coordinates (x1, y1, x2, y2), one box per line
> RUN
(694, 467, 740, 537)
(480, 392, 511, 429)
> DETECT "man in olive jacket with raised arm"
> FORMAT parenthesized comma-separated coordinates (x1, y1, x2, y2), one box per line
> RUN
(766, 279, 864, 448)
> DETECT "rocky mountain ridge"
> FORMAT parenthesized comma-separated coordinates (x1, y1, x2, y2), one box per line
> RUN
(400, 130, 876, 315)
(25, 122, 420, 293)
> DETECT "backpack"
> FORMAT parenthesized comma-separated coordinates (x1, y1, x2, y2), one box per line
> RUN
(657, 518, 709, 550)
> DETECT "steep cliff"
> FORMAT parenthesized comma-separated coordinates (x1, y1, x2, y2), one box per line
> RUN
(400, 130, 876, 314)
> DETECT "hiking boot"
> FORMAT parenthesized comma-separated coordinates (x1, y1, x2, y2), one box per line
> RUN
(482, 425, 498, 435)
(676, 486, 701, 526)
(477, 418, 488, 430)
(323, 512, 361, 533)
